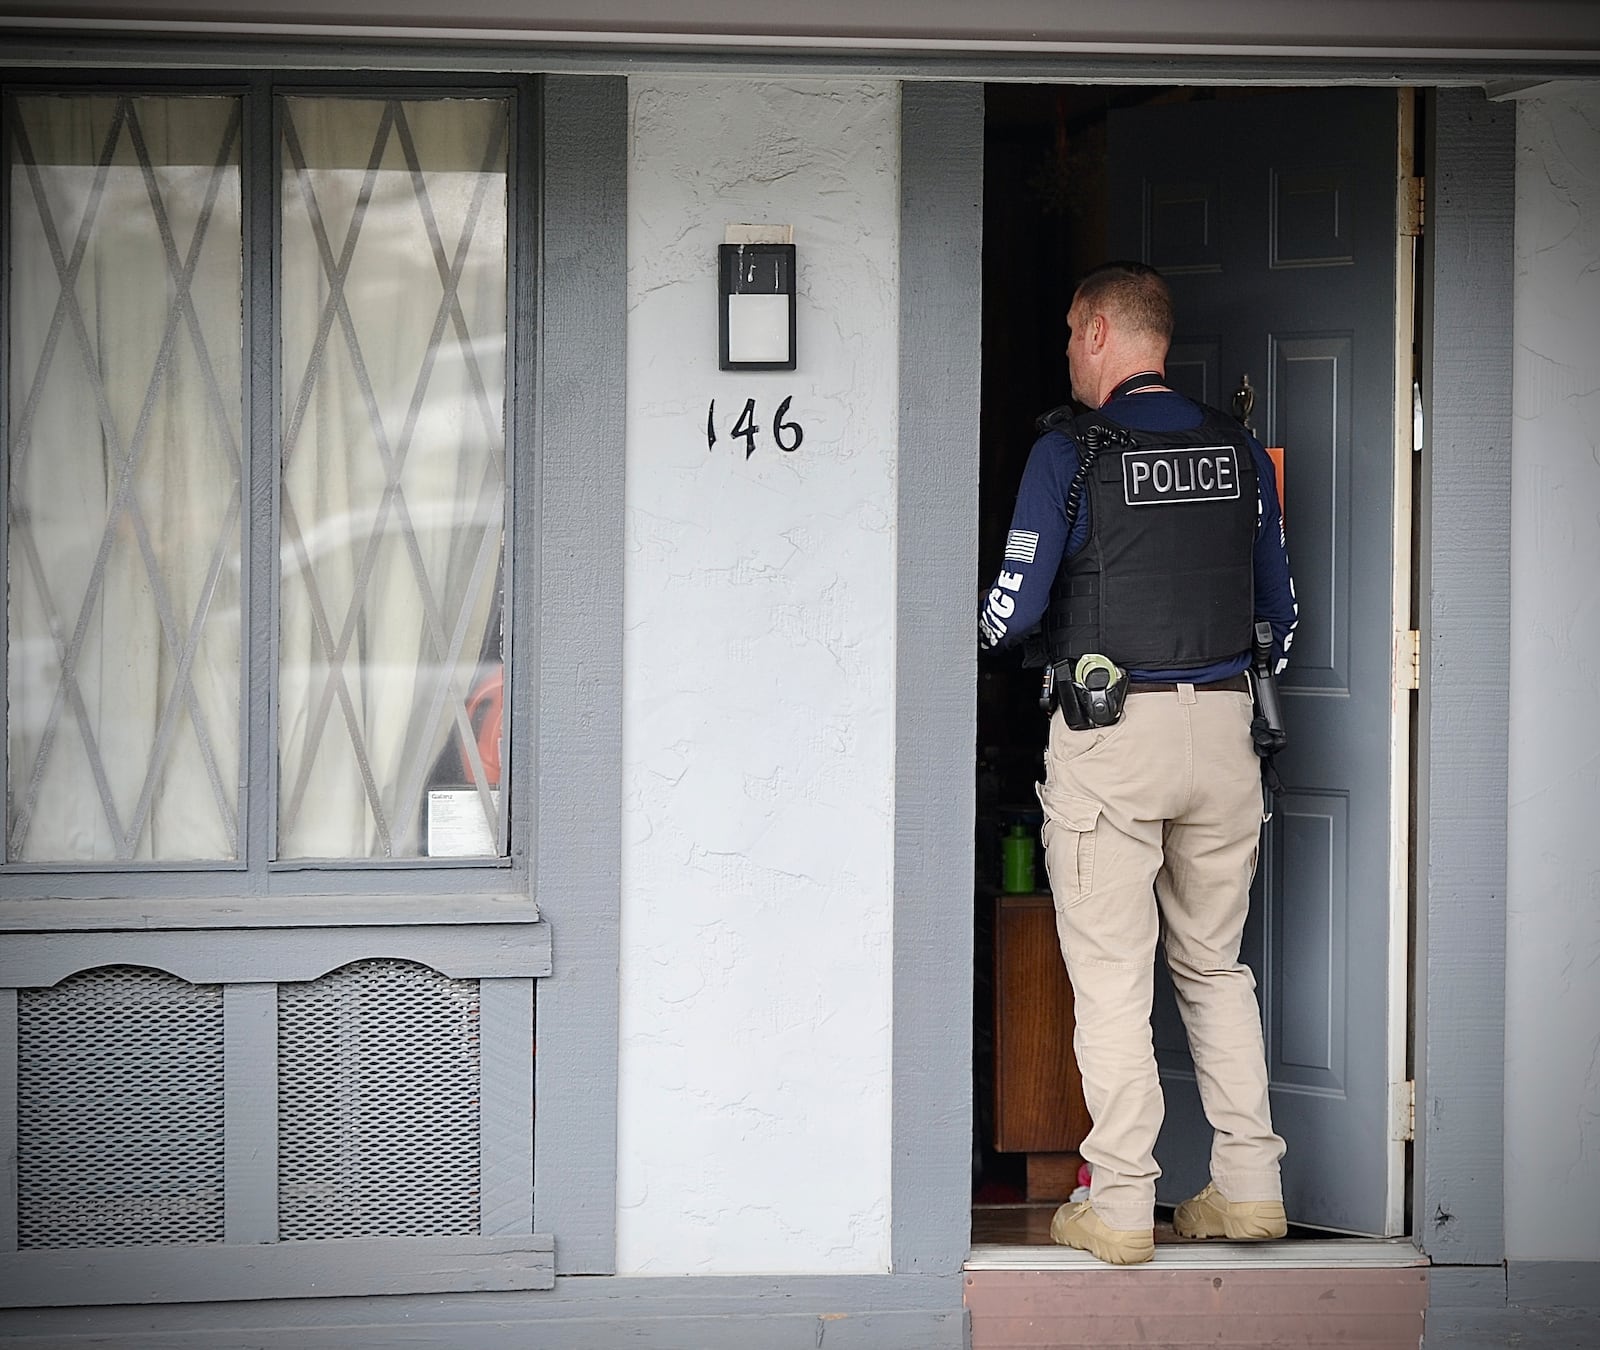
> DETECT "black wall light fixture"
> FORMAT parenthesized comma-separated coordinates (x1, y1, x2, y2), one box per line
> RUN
(719, 224, 796, 371)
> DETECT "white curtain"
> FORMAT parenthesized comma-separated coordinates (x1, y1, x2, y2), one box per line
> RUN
(275, 97, 506, 860)
(6, 95, 243, 863)
(5, 92, 506, 865)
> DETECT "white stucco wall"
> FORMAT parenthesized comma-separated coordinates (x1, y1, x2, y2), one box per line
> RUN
(618, 77, 900, 1275)
(1506, 83, 1600, 1264)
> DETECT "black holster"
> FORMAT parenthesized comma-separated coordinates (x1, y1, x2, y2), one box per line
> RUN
(1053, 659, 1130, 731)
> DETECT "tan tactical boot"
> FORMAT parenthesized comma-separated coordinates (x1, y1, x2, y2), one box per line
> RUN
(1173, 1182, 1288, 1240)
(1049, 1201, 1156, 1265)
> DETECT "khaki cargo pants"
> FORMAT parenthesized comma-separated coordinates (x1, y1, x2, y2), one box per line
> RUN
(1036, 681, 1285, 1231)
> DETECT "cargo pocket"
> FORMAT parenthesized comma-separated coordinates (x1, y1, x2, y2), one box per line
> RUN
(1037, 783, 1102, 908)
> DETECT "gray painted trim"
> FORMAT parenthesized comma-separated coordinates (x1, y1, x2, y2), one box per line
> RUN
(479, 976, 535, 1236)
(0, 1272, 965, 1347)
(0, 1310, 964, 1349)
(503, 76, 534, 879)
(1508, 1261, 1600, 1309)
(223, 983, 278, 1245)
(1, 33, 1599, 83)
(1423, 1306, 1600, 1350)
(4, 0, 1599, 56)
(244, 71, 273, 882)
(0, 922, 552, 987)
(1427, 1265, 1600, 1349)
(0, 892, 539, 931)
(1428, 1264, 1509, 1307)
(1416, 86, 1515, 1266)
(0, 87, 11, 870)
(0, 990, 15, 1253)
(0, 865, 528, 900)
(0, 1233, 556, 1308)
(892, 81, 981, 1275)
(531, 73, 625, 1276)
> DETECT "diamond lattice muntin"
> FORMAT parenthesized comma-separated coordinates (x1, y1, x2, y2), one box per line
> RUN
(276, 96, 509, 861)
(5, 94, 244, 863)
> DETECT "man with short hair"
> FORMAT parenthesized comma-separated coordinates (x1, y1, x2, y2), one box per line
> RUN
(980, 261, 1298, 1265)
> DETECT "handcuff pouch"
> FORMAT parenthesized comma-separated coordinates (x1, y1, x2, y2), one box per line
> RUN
(1052, 659, 1130, 731)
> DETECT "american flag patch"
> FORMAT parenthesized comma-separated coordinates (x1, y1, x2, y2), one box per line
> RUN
(1004, 530, 1039, 564)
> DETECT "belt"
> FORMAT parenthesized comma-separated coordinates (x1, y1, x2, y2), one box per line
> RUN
(1126, 673, 1250, 695)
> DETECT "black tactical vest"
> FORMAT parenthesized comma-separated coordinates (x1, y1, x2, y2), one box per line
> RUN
(1044, 405, 1258, 671)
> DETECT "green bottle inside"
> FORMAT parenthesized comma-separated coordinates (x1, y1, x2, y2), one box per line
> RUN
(1001, 822, 1036, 894)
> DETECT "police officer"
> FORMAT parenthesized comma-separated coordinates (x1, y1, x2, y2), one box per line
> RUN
(980, 262, 1298, 1265)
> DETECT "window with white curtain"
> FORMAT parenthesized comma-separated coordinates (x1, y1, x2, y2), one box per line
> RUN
(5, 88, 512, 867)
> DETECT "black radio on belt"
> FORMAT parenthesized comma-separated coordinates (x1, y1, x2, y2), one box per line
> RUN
(1249, 621, 1288, 756)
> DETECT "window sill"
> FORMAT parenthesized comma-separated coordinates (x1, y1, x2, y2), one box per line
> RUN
(0, 891, 539, 934)
(0, 1234, 555, 1308)
(0, 916, 550, 988)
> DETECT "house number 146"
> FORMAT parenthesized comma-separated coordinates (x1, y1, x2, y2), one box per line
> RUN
(706, 397, 804, 459)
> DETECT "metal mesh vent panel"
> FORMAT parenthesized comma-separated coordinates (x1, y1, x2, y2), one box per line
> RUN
(16, 965, 226, 1249)
(278, 958, 480, 1240)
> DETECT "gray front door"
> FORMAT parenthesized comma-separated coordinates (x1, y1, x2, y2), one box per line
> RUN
(1109, 89, 1403, 1235)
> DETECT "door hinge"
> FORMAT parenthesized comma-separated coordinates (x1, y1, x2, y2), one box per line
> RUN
(1398, 629, 1421, 690)
(1402, 175, 1425, 237)
(1392, 1079, 1416, 1142)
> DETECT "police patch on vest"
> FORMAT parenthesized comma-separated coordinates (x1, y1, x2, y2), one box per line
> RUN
(1122, 445, 1242, 506)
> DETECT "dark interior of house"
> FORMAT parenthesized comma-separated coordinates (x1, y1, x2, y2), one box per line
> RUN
(971, 83, 1287, 1239)
(973, 81, 1130, 1225)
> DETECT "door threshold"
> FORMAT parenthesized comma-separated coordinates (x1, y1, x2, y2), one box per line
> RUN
(967, 1238, 1426, 1271)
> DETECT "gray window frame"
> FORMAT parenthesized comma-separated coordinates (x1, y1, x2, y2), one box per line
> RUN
(0, 68, 627, 1297)
(1, 69, 533, 894)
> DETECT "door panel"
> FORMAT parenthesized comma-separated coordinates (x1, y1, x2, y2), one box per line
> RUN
(1273, 791, 1347, 1094)
(1111, 89, 1400, 1235)
(1271, 330, 1352, 687)
(1165, 340, 1221, 409)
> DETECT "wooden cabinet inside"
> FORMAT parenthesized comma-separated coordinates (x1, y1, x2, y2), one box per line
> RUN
(991, 892, 1092, 1200)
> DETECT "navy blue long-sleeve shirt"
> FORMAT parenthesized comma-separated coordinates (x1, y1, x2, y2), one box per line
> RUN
(979, 389, 1298, 681)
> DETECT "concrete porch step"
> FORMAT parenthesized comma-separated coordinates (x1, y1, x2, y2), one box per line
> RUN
(965, 1244, 1428, 1349)
(968, 1238, 1429, 1270)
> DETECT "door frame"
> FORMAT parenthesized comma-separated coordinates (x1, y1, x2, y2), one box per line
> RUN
(953, 81, 1514, 1262)
(1384, 86, 1420, 1241)
(974, 80, 1422, 1243)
